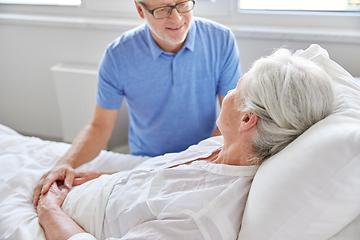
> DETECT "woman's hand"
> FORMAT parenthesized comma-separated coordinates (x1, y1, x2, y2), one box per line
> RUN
(37, 182, 86, 240)
(37, 182, 68, 225)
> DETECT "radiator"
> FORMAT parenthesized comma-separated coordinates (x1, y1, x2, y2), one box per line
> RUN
(51, 63, 98, 143)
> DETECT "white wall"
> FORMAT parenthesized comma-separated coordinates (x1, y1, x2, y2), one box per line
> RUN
(236, 39, 360, 78)
(0, 9, 359, 149)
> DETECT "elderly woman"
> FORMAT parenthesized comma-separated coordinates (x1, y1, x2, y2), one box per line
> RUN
(37, 48, 334, 240)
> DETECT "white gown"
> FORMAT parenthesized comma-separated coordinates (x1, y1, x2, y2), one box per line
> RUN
(62, 137, 258, 240)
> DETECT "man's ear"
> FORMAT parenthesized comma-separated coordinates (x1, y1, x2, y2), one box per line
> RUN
(134, 1, 145, 19)
(239, 112, 258, 132)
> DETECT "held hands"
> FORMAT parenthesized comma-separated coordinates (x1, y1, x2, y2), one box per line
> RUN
(33, 163, 76, 206)
(33, 165, 107, 206)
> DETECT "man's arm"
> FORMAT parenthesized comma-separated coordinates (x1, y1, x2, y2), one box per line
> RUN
(33, 105, 119, 206)
(212, 95, 225, 137)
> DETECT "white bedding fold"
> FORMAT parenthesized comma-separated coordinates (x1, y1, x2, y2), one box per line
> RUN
(0, 123, 150, 240)
(0, 154, 49, 240)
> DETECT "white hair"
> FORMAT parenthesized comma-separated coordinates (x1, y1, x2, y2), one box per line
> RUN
(238, 48, 335, 163)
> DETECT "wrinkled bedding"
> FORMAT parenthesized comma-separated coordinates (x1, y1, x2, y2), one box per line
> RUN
(0, 124, 149, 240)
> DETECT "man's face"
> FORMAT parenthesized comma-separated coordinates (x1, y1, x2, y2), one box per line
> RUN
(136, 0, 193, 52)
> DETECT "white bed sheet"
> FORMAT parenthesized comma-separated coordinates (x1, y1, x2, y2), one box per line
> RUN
(0, 124, 149, 240)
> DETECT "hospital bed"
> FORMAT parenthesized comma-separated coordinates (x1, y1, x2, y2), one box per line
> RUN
(0, 44, 360, 240)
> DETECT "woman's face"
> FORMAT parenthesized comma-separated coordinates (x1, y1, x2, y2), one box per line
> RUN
(216, 82, 243, 136)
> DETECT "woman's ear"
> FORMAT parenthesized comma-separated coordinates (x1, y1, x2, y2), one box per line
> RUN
(239, 112, 258, 132)
(134, 1, 145, 19)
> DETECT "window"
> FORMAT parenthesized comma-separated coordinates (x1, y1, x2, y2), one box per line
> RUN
(239, 0, 360, 12)
(0, 0, 80, 5)
(0, 0, 358, 34)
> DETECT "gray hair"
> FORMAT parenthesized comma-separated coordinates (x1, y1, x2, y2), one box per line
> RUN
(238, 48, 335, 163)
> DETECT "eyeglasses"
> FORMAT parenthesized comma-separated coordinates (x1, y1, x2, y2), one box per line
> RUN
(138, 0, 195, 19)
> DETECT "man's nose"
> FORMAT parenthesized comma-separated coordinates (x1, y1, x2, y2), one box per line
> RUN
(168, 7, 182, 21)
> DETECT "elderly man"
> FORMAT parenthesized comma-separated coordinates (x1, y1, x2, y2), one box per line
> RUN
(33, 0, 241, 206)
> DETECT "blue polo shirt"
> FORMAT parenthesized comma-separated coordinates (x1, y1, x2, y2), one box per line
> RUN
(96, 17, 241, 157)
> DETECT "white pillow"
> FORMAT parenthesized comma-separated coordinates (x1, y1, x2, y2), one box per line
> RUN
(238, 44, 360, 240)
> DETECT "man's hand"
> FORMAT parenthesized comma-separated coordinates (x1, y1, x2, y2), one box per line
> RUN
(33, 164, 75, 206)
(33, 107, 119, 206)
(72, 171, 104, 186)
